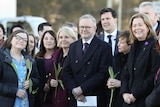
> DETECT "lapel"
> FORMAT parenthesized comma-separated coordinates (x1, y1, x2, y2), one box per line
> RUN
(156, 21, 160, 35)
(75, 36, 99, 73)
(114, 31, 119, 56)
(3, 49, 19, 75)
(98, 33, 105, 41)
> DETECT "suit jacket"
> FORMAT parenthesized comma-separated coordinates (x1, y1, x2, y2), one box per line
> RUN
(120, 37, 160, 107)
(145, 68, 160, 107)
(63, 36, 112, 107)
(155, 21, 160, 35)
(98, 30, 119, 56)
(0, 48, 39, 107)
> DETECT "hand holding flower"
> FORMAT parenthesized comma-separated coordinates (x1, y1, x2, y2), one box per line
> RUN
(50, 79, 58, 87)
(43, 83, 50, 92)
(23, 80, 30, 90)
(16, 89, 26, 99)
(107, 78, 121, 89)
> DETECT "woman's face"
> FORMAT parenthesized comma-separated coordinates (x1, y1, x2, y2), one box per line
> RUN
(58, 31, 75, 49)
(0, 27, 4, 40)
(118, 37, 130, 54)
(11, 32, 28, 51)
(43, 32, 56, 50)
(29, 35, 35, 53)
(131, 17, 149, 41)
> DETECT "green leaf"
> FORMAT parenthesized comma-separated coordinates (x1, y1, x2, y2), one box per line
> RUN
(25, 58, 32, 80)
(108, 66, 115, 107)
(11, 61, 18, 75)
(58, 80, 65, 90)
(108, 66, 114, 79)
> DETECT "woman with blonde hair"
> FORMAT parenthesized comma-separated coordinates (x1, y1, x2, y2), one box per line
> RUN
(120, 13, 160, 107)
(50, 26, 78, 107)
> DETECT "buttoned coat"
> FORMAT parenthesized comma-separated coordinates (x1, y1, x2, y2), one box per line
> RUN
(120, 37, 160, 107)
(0, 48, 40, 107)
(63, 36, 112, 107)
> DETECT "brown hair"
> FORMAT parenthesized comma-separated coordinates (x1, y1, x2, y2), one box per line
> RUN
(118, 30, 131, 45)
(36, 30, 57, 57)
(28, 33, 36, 57)
(3, 30, 29, 55)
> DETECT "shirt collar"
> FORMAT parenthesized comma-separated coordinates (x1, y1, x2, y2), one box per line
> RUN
(153, 22, 158, 31)
(82, 36, 94, 44)
(104, 28, 117, 38)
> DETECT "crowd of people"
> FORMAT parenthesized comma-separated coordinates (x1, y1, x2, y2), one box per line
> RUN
(0, 1, 160, 107)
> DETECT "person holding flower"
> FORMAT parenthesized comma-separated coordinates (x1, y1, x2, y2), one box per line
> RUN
(63, 14, 112, 107)
(120, 13, 160, 107)
(0, 30, 39, 107)
(107, 30, 131, 107)
(50, 26, 78, 107)
(145, 30, 160, 107)
(35, 30, 58, 107)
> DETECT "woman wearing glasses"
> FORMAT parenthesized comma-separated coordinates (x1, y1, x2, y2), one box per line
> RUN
(0, 30, 39, 107)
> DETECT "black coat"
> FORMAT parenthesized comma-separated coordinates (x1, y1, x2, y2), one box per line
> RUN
(110, 53, 129, 107)
(145, 68, 160, 107)
(63, 36, 112, 107)
(120, 37, 160, 107)
(98, 30, 119, 56)
(0, 48, 40, 107)
(34, 56, 54, 107)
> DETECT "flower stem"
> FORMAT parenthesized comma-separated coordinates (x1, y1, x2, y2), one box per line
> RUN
(109, 88, 114, 107)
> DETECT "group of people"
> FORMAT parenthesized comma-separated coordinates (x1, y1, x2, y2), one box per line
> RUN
(0, 1, 160, 107)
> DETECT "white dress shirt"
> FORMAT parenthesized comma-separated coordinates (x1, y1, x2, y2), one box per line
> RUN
(104, 29, 117, 56)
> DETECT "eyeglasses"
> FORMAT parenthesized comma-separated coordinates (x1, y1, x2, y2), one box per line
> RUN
(79, 26, 92, 30)
(14, 35, 28, 42)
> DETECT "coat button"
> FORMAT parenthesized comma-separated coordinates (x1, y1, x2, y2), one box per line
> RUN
(83, 74, 87, 77)
(134, 67, 136, 71)
(87, 62, 90, 64)
(75, 60, 79, 63)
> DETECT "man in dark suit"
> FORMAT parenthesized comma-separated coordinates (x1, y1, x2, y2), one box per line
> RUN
(98, 8, 119, 56)
(139, 1, 160, 35)
(98, 8, 121, 107)
(63, 14, 112, 107)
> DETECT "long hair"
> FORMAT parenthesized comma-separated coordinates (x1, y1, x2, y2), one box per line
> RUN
(36, 30, 57, 57)
(28, 33, 36, 57)
(129, 13, 156, 44)
(3, 30, 29, 55)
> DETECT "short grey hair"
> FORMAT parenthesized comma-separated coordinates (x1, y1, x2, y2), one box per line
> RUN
(79, 14, 97, 27)
(139, 1, 157, 12)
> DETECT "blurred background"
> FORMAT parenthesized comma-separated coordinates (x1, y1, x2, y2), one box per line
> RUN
(1, 0, 160, 36)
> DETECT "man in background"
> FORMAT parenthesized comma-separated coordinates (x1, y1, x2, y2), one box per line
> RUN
(139, 1, 160, 35)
